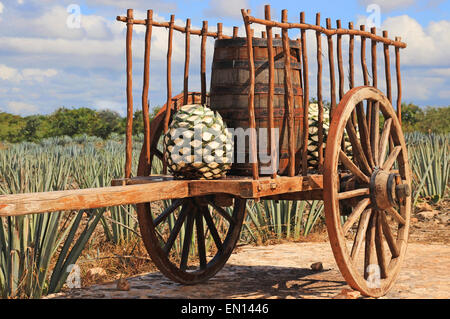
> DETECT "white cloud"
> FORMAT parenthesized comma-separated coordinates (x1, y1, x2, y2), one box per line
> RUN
(382, 16, 450, 67)
(6, 101, 39, 115)
(204, 0, 249, 20)
(358, 0, 417, 12)
(0, 64, 58, 83)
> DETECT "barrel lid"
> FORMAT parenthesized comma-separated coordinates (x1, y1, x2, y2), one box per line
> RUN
(215, 37, 300, 48)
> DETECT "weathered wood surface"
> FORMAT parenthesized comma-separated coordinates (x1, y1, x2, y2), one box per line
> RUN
(0, 175, 324, 217)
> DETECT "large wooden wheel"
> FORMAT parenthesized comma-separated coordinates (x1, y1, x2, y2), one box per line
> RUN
(324, 86, 411, 297)
(136, 92, 246, 284)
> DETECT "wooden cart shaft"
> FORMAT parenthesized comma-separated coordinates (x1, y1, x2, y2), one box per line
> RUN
(0, 175, 323, 217)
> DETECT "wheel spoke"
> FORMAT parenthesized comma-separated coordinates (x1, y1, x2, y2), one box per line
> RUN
(154, 199, 184, 227)
(378, 117, 392, 166)
(163, 205, 188, 254)
(195, 213, 207, 270)
(338, 188, 370, 200)
(385, 206, 406, 225)
(345, 120, 372, 175)
(180, 211, 195, 271)
(381, 146, 401, 171)
(375, 211, 388, 279)
(339, 150, 370, 184)
(350, 209, 372, 261)
(202, 206, 224, 252)
(364, 212, 377, 280)
(152, 147, 164, 160)
(343, 198, 371, 234)
(355, 102, 375, 167)
(370, 101, 380, 166)
(380, 211, 400, 258)
(207, 199, 235, 225)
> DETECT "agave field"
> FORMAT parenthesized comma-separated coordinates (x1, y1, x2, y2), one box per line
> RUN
(0, 132, 448, 298)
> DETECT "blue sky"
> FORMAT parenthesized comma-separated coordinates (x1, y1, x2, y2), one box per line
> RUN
(0, 0, 449, 116)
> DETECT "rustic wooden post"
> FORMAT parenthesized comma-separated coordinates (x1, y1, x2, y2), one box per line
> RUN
(164, 14, 175, 133)
(336, 20, 344, 101)
(125, 9, 134, 179)
(242, 9, 259, 180)
(183, 19, 191, 106)
(383, 31, 392, 103)
(201, 21, 208, 105)
(395, 36, 402, 124)
(349, 22, 357, 126)
(265, 5, 277, 178)
(326, 18, 336, 117)
(316, 13, 324, 170)
(142, 10, 153, 171)
(282, 9, 296, 177)
(370, 27, 379, 166)
(300, 12, 309, 176)
(233, 27, 239, 38)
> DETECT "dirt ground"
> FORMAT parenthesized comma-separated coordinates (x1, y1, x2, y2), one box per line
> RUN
(46, 198, 449, 299)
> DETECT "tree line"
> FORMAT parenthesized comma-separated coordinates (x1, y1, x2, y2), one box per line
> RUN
(0, 107, 160, 143)
(0, 103, 448, 143)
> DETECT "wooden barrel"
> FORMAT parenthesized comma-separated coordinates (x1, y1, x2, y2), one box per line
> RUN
(210, 37, 304, 176)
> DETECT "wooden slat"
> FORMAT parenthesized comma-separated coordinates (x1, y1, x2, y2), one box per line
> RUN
(116, 14, 408, 48)
(360, 24, 370, 130)
(116, 16, 233, 39)
(326, 18, 336, 115)
(241, 10, 259, 180)
(125, 9, 134, 179)
(395, 36, 402, 124)
(316, 13, 324, 170)
(0, 181, 190, 217)
(183, 18, 191, 105)
(233, 26, 239, 38)
(141, 10, 153, 173)
(349, 22, 357, 126)
(282, 9, 295, 177)
(0, 175, 325, 217)
(336, 20, 344, 101)
(265, 5, 277, 179)
(217, 22, 223, 39)
(383, 31, 392, 103)
(300, 12, 309, 176)
(201, 20, 208, 105)
(164, 14, 175, 133)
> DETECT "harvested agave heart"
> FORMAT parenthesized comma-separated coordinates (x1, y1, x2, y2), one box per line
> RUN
(163, 104, 233, 180)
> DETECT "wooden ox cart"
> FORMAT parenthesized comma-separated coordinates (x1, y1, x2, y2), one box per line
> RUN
(0, 5, 411, 298)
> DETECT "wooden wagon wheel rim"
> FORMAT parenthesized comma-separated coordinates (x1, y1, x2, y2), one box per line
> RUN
(324, 86, 411, 297)
(136, 91, 246, 284)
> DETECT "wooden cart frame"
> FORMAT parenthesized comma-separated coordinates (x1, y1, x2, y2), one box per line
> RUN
(0, 5, 411, 298)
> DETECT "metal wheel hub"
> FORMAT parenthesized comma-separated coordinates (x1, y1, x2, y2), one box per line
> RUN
(369, 169, 410, 210)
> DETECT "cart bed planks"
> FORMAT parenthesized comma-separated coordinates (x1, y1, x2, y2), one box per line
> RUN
(0, 175, 323, 217)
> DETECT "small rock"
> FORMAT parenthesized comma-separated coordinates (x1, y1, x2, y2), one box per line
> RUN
(86, 267, 107, 280)
(310, 262, 323, 271)
(116, 278, 130, 291)
(332, 288, 361, 299)
(410, 217, 418, 223)
(417, 210, 439, 220)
